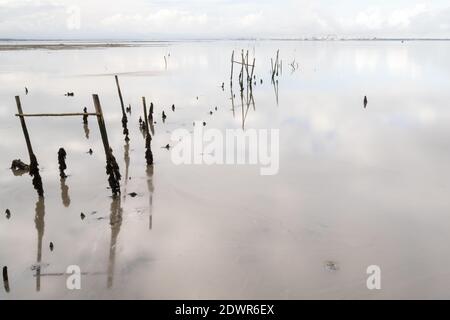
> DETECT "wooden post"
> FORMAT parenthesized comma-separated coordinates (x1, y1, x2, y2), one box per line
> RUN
(15, 96, 43, 197)
(142, 97, 153, 165)
(230, 50, 234, 83)
(93, 95, 111, 157)
(15, 96, 34, 161)
(142, 97, 150, 135)
(92, 94, 121, 196)
(115, 75, 129, 142)
(275, 50, 279, 76)
(2, 266, 9, 293)
(250, 58, 256, 80)
(115, 75, 126, 116)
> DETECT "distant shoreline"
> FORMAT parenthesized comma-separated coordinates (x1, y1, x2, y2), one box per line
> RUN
(1, 38, 449, 51)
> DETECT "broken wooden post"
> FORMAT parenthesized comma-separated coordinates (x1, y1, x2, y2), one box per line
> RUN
(142, 97, 154, 166)
(149, 102, 154, 122)
(92, 94, 121, 196)
(82, 107, 88, 124)
(15, 96, 44, 197)
(58, 148, 67, 178)
(2, 266, 9, 293)
(115, 75, 129, 142)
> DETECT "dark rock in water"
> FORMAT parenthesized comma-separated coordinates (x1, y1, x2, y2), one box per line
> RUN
(128, 192, 138, 198)
(215, 107, 218, 111)
(11, 159, 29, 171)
(260, 79, 263, 84)
(5, 209, 11, 219)
(172, 104, 175, 112)
(324, 261, 339, 272)
(203, 122, 206, 127)
(80, 212, 86, 220)
(210, 111, 213, 115)
(49, 242, 54, 251)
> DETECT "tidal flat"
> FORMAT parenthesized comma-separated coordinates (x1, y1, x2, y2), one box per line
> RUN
(1, 40, 450, 299)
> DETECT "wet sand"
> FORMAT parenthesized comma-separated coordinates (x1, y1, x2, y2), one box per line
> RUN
(1, 40, 450, 299)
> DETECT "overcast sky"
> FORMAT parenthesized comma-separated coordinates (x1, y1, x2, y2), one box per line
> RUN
(0, 0, 449, 39)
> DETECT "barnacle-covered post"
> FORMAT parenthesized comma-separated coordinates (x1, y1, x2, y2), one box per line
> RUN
(58, 148, 67, 178)
(142, 97, 154, 166)
(15, 96, 44, 197)
(92, 94, 121, 196)
(115, 75, 129, 142)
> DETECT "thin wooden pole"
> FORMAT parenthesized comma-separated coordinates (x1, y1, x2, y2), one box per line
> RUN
(115, 75, 126, 116)
(15, 96, 43, 197)
(142, 97, 153, 165)
(230, 50, 234, 83)
(93, 95, 111, 157)
(115, 75, 129, 142)
(15, 112, 99, 117)
(142, 98, 148, 133)
(93, 94, 121, 196)
(15, 96, 34, 160)
(250, 58, 256, 80)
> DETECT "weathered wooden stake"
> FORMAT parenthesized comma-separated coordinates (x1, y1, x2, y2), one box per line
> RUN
(115, 75, 129, 142)
(15, 96, 44, 197)
(2, 266, 10, 293)
(142, 97, 154, 166)
(92, 94, 121, 196)
(230, 50, 235, 83)
(58, 148, 67, 178)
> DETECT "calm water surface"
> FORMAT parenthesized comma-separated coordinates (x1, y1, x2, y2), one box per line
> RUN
(1, 40, 450, 299)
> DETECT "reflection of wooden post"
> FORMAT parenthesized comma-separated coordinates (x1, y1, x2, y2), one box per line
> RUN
(15, 96, 34, 161)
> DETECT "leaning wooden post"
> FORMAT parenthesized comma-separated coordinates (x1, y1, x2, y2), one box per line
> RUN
(250, 57, 256, 80)
(15, 96, 44, 197)
(142, 97, 154, 165)
(115, 75, 130, 142)
(230, 50, 234, 83)
(92, 94, 121, 196)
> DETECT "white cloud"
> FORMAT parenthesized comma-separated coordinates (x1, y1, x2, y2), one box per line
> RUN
(0, 0, 449, 39)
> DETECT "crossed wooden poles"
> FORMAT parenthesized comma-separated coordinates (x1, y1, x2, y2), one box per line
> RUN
(230, 49, 255, 91)
(15, 94, 121, 197)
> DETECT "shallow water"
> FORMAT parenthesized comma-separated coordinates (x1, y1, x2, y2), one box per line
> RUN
(1, 40, 450, 299)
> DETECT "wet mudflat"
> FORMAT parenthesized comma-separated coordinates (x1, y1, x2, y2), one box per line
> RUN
(1, 40, 450, 299)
